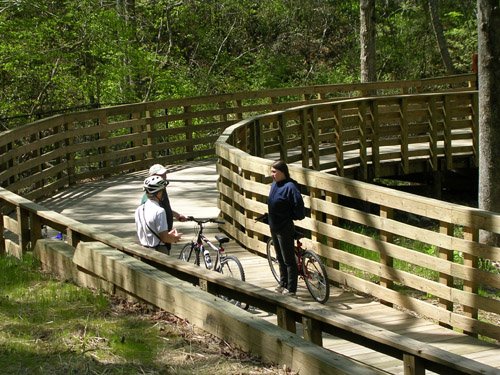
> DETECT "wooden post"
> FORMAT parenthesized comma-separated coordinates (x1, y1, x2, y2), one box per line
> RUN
(278, 113, 287, 161)
(471, 92, 479, 167)
(98, 113, 110, 174)
(0, 142, 14, 186)
(371, 100, 380, 177)
(218, 101, 228, 123)
(199, 279, 209, 292)
(16, 206, 30, 254)
(244, 169, 259, 239)
(145, 109, 154, 160)
(462, 226, 479, 338)
(310, 107, 320, 170)
(236, 100, 243, 120)
(302, 317, 322, 346)
(130, 111, 142, 162)
(310, 188, 322, 245)
(333, 103, 344, 176)
(31, 131, 42, 191)
(184, 105, 193, 160)
(30, 212, 42, 252)
(428, 96, 439, 171)
(277, 306, 296, 334)
(438, 221, 454, 329)
(66, 228, 80, 249)
(63, 121, 75, 186)
(325, 191, 339, 286)
(300, 108, 311, 169)
(443, 95, 453, 170)
(0, 209, 5, 255)
(359, 101, 368, 180)
(379, 205, 394, 307)
(400, 97, 409, 174)
(252, 119, 263, 157)
(403, 353, 425, 375)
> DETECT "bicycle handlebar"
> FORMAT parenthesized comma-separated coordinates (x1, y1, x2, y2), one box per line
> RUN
(186, 216, 225, 225)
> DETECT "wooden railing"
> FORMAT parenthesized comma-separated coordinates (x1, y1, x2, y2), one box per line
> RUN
(1, 74, 475, 201)
(2, 73, 498, 342)
(0, 188, 498, 375)
(215, 90, 499, 342)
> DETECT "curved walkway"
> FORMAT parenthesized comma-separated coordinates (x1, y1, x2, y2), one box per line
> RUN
(40, 160, 500, 375)
(41, 159, 221, 242)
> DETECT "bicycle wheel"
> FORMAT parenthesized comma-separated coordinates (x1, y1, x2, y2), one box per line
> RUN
(266, 239, 280, 283)
(219, 255, 249, 310)
(178, 242, 200, 266)
(302, 250, 330, 304)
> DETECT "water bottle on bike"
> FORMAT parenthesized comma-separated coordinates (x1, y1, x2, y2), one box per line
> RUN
(203, 248, 212, 269)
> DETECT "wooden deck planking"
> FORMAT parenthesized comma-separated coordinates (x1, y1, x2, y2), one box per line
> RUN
(236, 249, 500, 374)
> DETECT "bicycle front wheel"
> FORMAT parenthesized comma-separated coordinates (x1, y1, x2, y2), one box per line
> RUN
(219, 255, 248, 310)
(302, 250, 330, 304)
(266, 239, 280, 283)
(178, 242, 200, 266)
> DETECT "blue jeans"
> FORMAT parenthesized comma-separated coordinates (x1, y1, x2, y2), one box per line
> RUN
(271, 224, 298, 293)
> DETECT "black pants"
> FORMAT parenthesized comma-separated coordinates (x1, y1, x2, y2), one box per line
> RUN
(271, 223, 298, 293)
(156, 245, 170, 255)
(145, 244, 170, 255)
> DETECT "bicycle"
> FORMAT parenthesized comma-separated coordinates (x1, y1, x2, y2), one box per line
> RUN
(178, 216, 248, 309)
(266, 228, 330, 304)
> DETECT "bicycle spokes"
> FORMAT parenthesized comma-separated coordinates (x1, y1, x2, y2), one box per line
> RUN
(266, 239, 281, 283)
(302, 251, 330, 304)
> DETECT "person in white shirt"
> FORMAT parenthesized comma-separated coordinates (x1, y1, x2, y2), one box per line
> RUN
(140, 164, 187, 253)
(135, 175, 182, 254)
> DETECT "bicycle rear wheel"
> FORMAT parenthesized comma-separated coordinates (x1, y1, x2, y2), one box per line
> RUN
(219, 255, 249, 310)
(266, 239, 280, 283)
(178, 242, 200, 266)
(302, 250, 330, 304)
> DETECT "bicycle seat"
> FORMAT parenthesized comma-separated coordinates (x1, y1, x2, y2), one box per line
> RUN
(294, 230, 304, 240)
(215, 235, 230, 244)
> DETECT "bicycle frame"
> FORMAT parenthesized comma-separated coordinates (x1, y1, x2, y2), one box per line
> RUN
(181, 217, 228, 270)
(179, 216, 248, 309)
(265, 227, 330, 303)
(295, 239, 305, 277)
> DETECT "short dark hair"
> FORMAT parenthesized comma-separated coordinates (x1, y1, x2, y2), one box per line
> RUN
(272, 160, 290, 179)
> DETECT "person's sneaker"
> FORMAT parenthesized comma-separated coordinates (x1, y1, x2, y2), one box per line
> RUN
(282, 289, 296, 297)
(275, 286, 285, 293)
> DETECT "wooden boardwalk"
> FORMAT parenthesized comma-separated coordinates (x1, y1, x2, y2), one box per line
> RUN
(41, 160, 500, 375)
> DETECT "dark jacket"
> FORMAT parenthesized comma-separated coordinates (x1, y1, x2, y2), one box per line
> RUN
(268, 178, 305, 232)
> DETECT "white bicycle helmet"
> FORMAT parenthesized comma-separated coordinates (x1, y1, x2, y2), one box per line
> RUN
(143, 175, 167, 194)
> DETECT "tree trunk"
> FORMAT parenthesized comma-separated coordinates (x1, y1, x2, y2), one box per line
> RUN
(477, 0, 500, 245)
(428, 0, 455, 75)
(360, 0, 376, 86)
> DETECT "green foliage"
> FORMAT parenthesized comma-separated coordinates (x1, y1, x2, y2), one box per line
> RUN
(0, 0, 478, 129)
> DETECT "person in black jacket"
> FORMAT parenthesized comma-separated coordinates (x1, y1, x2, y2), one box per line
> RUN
(267, 160, 305, 296)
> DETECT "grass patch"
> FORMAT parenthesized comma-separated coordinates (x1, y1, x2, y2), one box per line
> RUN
(0, 254, 294, 374)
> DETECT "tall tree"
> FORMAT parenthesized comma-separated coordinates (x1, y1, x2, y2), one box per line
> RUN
(477, 0, 500, 245)
(428, 0, 455, 74)
(360, 0, 376, 84)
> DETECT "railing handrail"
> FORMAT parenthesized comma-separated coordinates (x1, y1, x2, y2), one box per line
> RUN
(0, 74, 477, 200)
